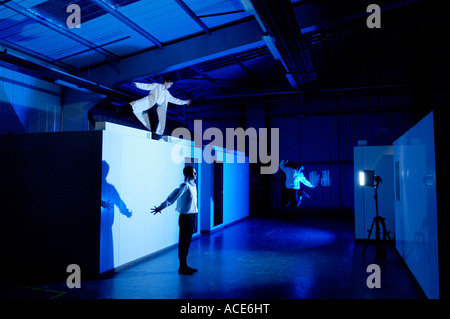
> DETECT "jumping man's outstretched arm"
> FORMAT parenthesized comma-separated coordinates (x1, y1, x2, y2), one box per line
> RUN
(133, 82, 157, 91)
(167, 92, 191, 106)
(299, 174, 316, 188)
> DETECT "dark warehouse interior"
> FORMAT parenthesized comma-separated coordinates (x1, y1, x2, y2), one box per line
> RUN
(0, 0, 448, 308)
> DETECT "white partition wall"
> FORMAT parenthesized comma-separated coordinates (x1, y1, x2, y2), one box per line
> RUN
(98, 122, 202, 273)
(393, 112, 439, 299)
(99, 123, 250, 272)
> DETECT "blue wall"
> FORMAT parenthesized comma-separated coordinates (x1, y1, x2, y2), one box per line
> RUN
(199, 147, 250, 232)
(0, 66, 62, 134)
(223, 153, 249, 226)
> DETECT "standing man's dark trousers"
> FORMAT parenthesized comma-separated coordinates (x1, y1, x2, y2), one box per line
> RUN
(147, 107, 162, 140)
(178, 213, 197, 270)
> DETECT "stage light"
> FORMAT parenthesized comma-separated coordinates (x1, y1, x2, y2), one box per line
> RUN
(359, 171, 364, 186)
(359, 169, 375, 187)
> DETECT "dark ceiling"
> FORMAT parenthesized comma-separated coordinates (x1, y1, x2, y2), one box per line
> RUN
(1, 0, 448, 125)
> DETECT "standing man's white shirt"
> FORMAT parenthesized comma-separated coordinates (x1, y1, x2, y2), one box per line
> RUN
(156, 180, 198, 214)
(130, 82, 188, 135)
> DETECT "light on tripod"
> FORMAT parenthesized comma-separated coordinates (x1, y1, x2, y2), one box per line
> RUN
(359, 169, 391, 262)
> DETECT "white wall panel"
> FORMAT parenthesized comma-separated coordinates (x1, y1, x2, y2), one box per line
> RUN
(393, 112, 439, 299)
(100, 123, 188, 273)
(98, 122, 249, 273)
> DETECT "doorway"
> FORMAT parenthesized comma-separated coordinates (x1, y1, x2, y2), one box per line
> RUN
(213, 161, 223, 227)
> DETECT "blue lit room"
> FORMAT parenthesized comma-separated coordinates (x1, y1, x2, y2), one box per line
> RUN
(0, 0, 448, 305)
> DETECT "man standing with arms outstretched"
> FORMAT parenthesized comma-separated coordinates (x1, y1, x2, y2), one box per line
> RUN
(151, 166, 198, 275)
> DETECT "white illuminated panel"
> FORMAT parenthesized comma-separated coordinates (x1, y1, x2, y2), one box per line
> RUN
(393, 112, 439, 299)
(359, 171, 365, 187)
(98, 123, 197, 273)
(97, 122, 249, 273)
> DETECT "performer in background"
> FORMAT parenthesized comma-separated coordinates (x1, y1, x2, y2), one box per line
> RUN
(130, 77, 191, 139)
(279, 160, 316, 208)
(151, 166, 198, 275)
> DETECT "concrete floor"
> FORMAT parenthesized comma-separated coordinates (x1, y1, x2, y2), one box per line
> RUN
(0, 212, 425, 299)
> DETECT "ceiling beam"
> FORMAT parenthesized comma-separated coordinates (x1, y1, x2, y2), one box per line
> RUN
(90, 0, 163, 48)
(0, 0, 119, 63)
(80, 18, 265, 87)
(190, 65, 225, 90)
(174, 0, 210, 35)
(0, 38, 76, 73)
(228, 54, 264, 88)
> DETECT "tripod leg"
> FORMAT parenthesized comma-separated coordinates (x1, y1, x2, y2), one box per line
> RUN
(375, 217, 388, 261)
(380, 218, 391, 241)
(362, 218, 376, 257)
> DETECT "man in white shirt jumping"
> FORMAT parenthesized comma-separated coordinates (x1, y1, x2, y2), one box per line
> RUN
(151, 166, 198, 275)
(130, 77, 191, 138)
(279, 160, 316, 208)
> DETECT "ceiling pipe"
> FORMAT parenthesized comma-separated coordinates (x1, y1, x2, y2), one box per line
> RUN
(0, 38, 76, 73)
(0, 49, 136, 100)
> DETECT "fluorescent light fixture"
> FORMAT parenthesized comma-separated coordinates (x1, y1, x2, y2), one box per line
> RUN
(263, 35, 290, 73)
(262, 35, 281, 61)
(239, 0, 255, 12)
(285, 73, 298, 89)
(239, 0, 266, 33)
